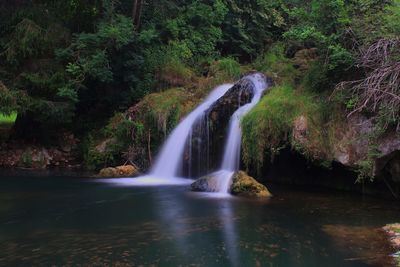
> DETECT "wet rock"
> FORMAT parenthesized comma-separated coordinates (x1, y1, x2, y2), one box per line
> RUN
(230, 171, 272, 198)
(185, 73, 270, 177)
(191, 170, 272, 198)
(190, 172, 230, 192)
(97, 165, 139, 178)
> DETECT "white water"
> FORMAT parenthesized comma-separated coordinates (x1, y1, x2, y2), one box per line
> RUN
(149, 84, 233, 177)
(214, 73, 268, 193)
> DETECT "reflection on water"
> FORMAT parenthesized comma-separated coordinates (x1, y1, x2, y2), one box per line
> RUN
(0, 175, 399, 266)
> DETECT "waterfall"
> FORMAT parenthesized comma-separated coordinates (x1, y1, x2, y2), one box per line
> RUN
(113, 73, 268, 190)
(215, 73, 268, 193)
(150, 84, 233, 178)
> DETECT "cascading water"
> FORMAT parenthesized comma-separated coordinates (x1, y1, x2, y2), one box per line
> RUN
(149, 84, 233, 178)
(214, 73, 268, 193)
(103, 73, 268, 191)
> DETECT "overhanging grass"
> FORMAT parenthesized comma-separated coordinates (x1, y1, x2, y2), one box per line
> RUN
(0, 112, 17, 125)
(241, 85, 323, 171)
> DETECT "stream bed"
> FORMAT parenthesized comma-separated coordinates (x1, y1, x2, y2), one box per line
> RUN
(0, 174, 399, 266)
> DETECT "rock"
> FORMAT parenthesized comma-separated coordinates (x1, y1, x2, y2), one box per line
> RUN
(230, 171, 272, 198)
(95, 138, 117, 154)
(292, 113, 400, 181)
(191, 170, 272, 198)
(97, 165, 139, 178)
(191, 171, 234, 192)
(186, 73, 269, 176)
(58, 132, 78, 153)
(18, 147, 52, 169)
(293, 115, 308, 144)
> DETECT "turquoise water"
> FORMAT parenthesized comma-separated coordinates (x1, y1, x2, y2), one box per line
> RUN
(0, 174, 398, 266)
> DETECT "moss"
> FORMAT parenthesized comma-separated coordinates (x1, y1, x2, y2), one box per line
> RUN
(241, 84, 325, 171)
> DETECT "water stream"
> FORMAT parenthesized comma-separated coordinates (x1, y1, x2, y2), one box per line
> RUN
(211, 73, 269, 194)
(151, 84, 233, 178)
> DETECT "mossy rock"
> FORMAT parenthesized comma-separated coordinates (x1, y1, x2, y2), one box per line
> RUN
(230, 171, 272, 198)
(97, 165, 140, 178)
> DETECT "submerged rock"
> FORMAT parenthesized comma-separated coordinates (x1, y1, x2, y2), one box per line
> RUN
(191, 170, 272, 198)
(230, 171, 272, 198)
(97, 165, 139, 178)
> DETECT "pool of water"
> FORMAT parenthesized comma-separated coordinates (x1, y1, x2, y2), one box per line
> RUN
(0, 175, 399, 266)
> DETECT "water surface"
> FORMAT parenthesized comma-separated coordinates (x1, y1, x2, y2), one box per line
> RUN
(0, 175, 398, 266)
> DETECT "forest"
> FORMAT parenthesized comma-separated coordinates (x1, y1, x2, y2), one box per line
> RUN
(0, 0, 399, 179)
(1, 1, 400, 266)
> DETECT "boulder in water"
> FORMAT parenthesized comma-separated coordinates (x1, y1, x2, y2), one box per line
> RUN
(191, 170, 272, 198)
(191, 173, 227, 192)
(230, 171, 272, 198)
(97, 165, 139, 178)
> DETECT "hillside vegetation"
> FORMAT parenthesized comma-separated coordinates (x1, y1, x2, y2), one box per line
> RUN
(0, 0, 398, 181)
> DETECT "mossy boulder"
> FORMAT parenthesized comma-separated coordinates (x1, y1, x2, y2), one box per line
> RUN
(97, 165, 139, 178)
(230, 171, 272, 198)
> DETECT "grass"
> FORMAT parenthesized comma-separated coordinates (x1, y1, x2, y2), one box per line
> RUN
(241, 85, 326, 171)
(0, 112, 17, 125)
(0, 112, 17, 142)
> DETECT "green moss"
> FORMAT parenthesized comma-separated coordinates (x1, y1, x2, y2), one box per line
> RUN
(241, 85, 323, 171)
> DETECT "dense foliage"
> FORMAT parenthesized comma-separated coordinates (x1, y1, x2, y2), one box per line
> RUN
(0, 0, 398, 172)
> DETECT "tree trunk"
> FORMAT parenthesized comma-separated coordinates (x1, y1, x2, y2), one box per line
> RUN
(132, 0, 143, 30)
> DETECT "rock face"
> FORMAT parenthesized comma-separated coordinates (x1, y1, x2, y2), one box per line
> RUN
(0, 140, 79, 169)
(292, 113, 400, 182)
(230, 171, 272, 198)
(97, 165, 139, 178)
(191, 170, 272, 198)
